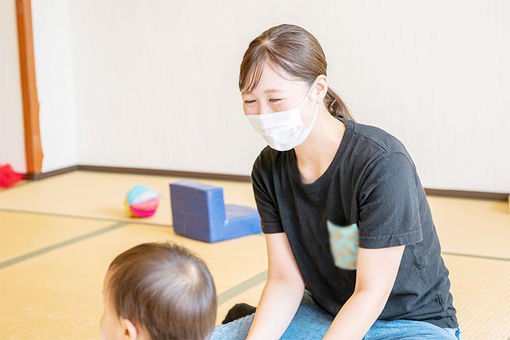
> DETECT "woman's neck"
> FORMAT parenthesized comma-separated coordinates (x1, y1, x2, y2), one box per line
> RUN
(294, 105, 345, 184)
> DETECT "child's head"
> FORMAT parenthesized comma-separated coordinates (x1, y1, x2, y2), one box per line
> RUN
(100, 242, 217, 340)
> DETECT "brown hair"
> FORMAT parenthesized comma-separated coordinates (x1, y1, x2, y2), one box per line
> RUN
(239, 24, 354, 121)
(107, 242, 217, 340)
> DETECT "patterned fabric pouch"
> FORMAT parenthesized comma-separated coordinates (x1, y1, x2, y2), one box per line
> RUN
(327, 221, 359, 270)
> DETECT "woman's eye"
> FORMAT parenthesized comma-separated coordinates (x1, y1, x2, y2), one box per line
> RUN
(244, 98, 282, 104)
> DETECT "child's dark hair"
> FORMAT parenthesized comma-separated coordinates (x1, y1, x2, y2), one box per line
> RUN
(107, 242, 217, 340)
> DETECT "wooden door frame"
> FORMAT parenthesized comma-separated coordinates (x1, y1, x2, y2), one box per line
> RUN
(16, 0, 43, 177)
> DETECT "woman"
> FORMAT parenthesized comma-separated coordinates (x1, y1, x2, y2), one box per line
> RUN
(213, 24, 460, 340)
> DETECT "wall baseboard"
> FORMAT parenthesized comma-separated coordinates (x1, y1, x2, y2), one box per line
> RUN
(25, 165, 79, 180)
(25, 165, 509, 201)
(77, 165, 251, 182)
(424, 188, 508, 201)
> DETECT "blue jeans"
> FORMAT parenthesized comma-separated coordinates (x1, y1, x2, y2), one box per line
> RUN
(212, 292, 461, 340)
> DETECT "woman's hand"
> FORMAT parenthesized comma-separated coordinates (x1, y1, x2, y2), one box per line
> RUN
(323, 245, 405, 340)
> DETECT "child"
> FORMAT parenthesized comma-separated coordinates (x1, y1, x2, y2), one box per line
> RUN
(100, 242, 217, 340)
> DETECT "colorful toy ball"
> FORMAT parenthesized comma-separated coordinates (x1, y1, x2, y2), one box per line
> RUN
(124, 185, 160, 218)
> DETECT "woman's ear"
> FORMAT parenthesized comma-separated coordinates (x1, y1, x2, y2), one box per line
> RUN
(314, 74, 328, 103)
(120, 317, 138, 340)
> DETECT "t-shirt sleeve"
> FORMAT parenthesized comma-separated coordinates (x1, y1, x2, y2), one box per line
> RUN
(251, 153, 284, 234)
(357, 152, 423, 249)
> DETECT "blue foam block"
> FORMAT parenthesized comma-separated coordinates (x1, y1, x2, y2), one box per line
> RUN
(169, 180, 261, 243)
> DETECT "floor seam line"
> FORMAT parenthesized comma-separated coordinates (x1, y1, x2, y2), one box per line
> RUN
(442, 251, 510, 262)
(217, 270, 268, 305)
(0, 221, 128, 270)
(0, 207, 170, 228)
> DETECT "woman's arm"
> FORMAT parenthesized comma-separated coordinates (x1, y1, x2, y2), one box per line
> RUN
(323, 245, 405, 340)
(246, 233, 305, 340)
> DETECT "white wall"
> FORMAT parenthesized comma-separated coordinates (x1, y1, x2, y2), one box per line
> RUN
(0, 0, 26, 173)
(32, 0, 78, 172)
(68, 0, 266, 175)
(31, 0, 510, 193)
(326, 1, 510, 193)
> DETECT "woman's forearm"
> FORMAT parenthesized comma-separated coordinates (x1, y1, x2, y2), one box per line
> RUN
(246, 278, 305, 340)
(323, 289, 387, 340)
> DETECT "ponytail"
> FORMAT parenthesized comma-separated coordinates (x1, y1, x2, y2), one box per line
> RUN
(324, 87, 355, 121)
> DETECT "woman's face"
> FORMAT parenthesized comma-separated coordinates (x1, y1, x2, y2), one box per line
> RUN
(241, 63, 313, 117)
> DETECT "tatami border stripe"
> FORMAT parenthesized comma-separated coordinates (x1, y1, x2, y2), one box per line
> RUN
(0, 207, 170, 228)
(0, 221, 128, 270)
(216, 252, 510, 305)
(218, 271, 268, 305)
(442, 251, 510, 262)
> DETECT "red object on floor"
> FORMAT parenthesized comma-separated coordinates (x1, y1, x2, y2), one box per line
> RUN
(0, 164, 25, 188)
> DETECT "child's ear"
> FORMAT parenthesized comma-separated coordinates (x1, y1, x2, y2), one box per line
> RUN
(120, 317, 138, 340)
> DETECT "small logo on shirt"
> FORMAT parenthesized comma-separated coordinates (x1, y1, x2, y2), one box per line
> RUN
(327, 221, 359, 270)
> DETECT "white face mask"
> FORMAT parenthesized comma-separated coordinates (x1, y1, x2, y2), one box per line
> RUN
(246, 85, 318, 151)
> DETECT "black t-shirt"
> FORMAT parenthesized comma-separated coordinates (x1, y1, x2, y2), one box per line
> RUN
(251, 117, 458, 328)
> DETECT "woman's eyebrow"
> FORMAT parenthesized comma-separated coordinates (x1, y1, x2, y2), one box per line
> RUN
(242, 89, 284, 96)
